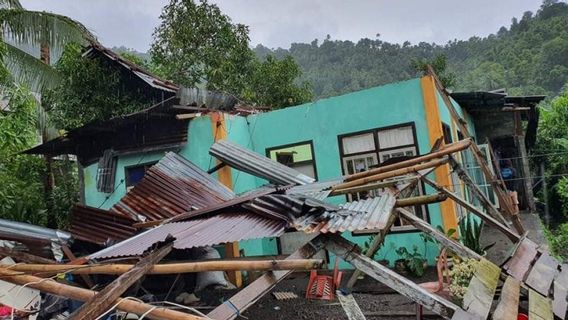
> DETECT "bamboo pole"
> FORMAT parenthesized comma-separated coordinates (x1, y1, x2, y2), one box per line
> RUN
(0, 267, 203, 320)
(2, 259, 324, 275)
(344, 139, 472, 182)
(395, 193, 448, 207)
(332, 157, 449, 191)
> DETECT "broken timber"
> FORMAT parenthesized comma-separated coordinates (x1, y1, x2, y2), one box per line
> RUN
(0, 265, 202, 320)
(207, 234, 326, 320)
(337, 291, 367, 320)
(0, 246, 56, 264)
(324, 234, 461, 319)
(68, 243, 173, 320)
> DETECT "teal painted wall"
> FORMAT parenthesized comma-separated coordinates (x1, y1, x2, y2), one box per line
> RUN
(82, 77, 475, 268)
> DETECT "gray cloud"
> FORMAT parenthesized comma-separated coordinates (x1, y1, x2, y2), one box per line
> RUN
(21, 0, 543, 51)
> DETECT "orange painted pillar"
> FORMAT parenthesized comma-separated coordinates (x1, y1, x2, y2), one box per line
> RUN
(210, 112, 242, 287)
(420, 75, 459, 232)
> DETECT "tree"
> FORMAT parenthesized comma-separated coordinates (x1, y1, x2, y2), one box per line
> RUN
(0, 0, 95, 91)
(242, 55, 312, 109)
(411, 54, 456, 88)
(150, 0, 254, 93)
(44, 44, 150, 130)
(150, 0, 312, 108)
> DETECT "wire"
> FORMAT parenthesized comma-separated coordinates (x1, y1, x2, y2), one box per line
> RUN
(97, 151, 148, 209)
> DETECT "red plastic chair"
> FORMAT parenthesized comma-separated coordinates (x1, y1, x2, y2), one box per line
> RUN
(305, 258, 343, 300)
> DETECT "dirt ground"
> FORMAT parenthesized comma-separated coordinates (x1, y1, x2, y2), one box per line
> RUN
(198, 268, 444, 320)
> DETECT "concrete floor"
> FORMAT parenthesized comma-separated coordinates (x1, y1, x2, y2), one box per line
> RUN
(481, 211, 547, 265)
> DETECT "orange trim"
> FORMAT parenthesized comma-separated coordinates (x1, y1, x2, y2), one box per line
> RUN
(210, 112, 242, 287)
(420, 76, 458, 232)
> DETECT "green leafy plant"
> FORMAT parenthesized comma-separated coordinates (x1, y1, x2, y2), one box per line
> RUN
(395, 245, 427, 277)
(458, 214, 495, 255)
(449, 258, 478, 303)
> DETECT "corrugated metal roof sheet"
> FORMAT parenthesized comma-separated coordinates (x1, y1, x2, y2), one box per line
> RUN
(89, 213, 286, 260)
(0, 218, 71, 245)
(210, 140, 315, 186)
(245, 190, 397, 234)
(69, 205, 136, 245)
(111, 152, 235, 221)
(286, 178, 344, 200)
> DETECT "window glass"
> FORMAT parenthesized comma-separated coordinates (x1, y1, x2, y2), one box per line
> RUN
(267, 142, 317, 179)
(125, 162, 156, 189)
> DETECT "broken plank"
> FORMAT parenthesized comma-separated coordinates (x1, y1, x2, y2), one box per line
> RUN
(0, 246, 55, 264)
(525, 252, 559, 296)
(553, 264, 568, 319)
(68, 244, 172, 320)
(505, 238, 539, 281)
(337, 291, 366, 320)
(324, 234, 459, 319)
(450, 309, 482, 320)
(397, 208, 481, 260)
(529, 289, 554, 320)
(461, 258, 500, 319)
(493, 276, 520, 320)
(207, 234, 326, 320)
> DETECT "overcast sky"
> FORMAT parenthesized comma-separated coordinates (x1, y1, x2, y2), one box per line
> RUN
(21, 0, 543, 52)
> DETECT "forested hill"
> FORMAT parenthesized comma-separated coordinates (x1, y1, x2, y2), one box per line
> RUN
(254, 1, 568, 99)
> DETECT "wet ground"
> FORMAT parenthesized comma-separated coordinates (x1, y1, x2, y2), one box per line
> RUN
(198, 268, 444, 320)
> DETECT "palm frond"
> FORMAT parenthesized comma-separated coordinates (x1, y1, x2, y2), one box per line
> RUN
(0, 0, 22, 9)
(3, 42, 61, 91)
(0, 9, 96, 52)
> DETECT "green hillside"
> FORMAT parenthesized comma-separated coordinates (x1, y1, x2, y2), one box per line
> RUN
(254, 1, 568, 98)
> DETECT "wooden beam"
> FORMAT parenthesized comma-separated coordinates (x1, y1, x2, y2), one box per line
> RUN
(0, 246, 56, 264)
(337, 291, 367, 320)
(62, 245, 94, 288)
(422, 177, 521, 242)
(493, 276, 520, 320)
(333, 157, 449, 191)
(324, 234, 460, 319)
(0, 266, 203, 320)
(4, 259, 324, 275)
(68, 244, 173, 320)
(344, 139, 472, 182)
(207, 234, 326, 320)
(397, 208, 481, 260)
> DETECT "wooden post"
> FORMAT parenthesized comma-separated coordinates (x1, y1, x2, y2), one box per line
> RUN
(541, 162, 550, 226)
(211, 111, 242, 288)
(324, 234, 460, 319)
(0, 266, 203, 320)
(208, 234, 326, 320)
(514, 111, 536, 212)
(68, 244, 173, 320)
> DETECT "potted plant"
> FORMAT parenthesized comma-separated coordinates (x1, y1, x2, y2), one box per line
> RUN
(458, 214, 495, 255)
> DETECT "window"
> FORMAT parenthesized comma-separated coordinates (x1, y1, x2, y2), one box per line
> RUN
(442, 123, 453, 144)
(338, 123, 428, 231)
(267, 141, 317, 180)
(125, 162, 157, 190)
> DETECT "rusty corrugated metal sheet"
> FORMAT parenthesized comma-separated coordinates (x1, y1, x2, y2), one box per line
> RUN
(69, 205, 136, 245)
(88, 213, 286, 260)
(210, 140, 315, 186)
(111, 152, 235, 221)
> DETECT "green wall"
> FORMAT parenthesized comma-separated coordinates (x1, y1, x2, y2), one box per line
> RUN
(82, 77, 475, 268)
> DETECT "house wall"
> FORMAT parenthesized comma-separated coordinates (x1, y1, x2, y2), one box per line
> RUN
(82, 77, 475, 268)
